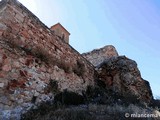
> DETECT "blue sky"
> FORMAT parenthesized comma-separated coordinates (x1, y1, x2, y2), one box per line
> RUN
(18, 0, 160, 98)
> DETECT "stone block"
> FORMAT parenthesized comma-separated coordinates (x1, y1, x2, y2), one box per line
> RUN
(12, 61, 21, 68)
(34, 91, 39, 97)
(20, 30, 29, 39)
(0, 72, 6, 78)
(2, 64, 11, 72)
(15, 13, 24, 23)
(0, 83, 4, 88)
(0, 23, 7, 30)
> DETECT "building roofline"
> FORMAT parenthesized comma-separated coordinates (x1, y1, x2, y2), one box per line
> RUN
(0, 0, 94, 69)
(51, 23, 70, 35)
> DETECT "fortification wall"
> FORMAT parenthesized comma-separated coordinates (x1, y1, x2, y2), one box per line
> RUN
(0, 0, 95, 119)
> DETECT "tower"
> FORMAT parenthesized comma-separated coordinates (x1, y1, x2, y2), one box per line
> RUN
(50, 23, 70, 44)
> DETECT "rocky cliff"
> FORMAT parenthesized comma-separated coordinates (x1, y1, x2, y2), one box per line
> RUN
(82, 45, 118, 66)
(83, 47, 153, 104)
(97, 56, 153, 104)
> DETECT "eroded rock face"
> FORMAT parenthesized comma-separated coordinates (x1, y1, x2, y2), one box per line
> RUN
(97, 56, 153, 104)
(82, 45, 118, 66)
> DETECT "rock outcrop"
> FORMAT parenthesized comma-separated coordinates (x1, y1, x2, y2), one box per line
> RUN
(97, 56, 153, 104)
(83, 46, 153, 104)
(82, 45, 118, 66)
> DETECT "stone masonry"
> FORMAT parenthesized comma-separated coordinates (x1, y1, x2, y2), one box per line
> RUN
(0, 0, 95, 119)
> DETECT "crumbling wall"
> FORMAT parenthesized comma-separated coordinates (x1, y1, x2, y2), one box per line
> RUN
(0, 0, 95, 119)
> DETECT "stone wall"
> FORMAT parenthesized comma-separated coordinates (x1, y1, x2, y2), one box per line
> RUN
(82, 45, 118, 66)
(0, 0, 95, 119)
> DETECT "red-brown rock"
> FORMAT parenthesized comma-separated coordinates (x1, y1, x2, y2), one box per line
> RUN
(97, 56, 153, 104)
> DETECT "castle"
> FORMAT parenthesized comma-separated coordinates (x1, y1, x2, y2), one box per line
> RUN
(0, 0, 96, 118)
(0, 0, 153, 119)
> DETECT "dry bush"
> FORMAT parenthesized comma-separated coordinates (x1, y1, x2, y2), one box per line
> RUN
(73, 60, 85, 77)
(56, 60, 71, 73)
(5, 39, 20, 49)
(45, 79, 60, 94)
(5, 38, 74, 74)
(21, 101, 59, 120)
(31, 46, 50, 63)
(22, 103, 157, 120)
(40, 109, 94, 120)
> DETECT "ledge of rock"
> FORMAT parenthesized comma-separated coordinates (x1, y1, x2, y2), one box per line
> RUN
(96, 56, 153, 104)
(83, 45, 153, 104)
(82, 45, 118, 66)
